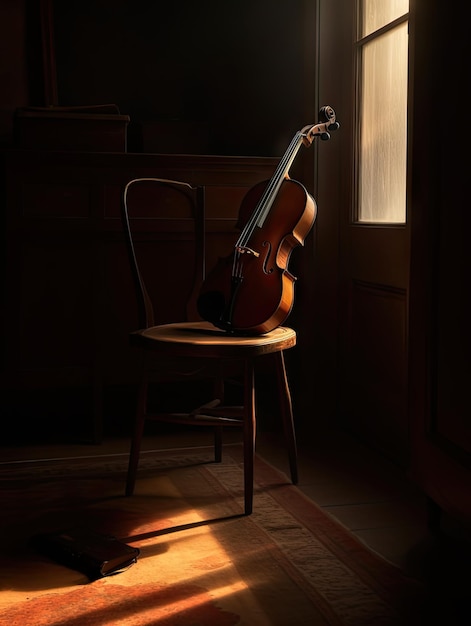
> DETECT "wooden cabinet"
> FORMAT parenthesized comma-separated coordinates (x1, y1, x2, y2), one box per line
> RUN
(1, 150, 277, 442)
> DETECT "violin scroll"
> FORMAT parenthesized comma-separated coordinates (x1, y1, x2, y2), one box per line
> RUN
(301, 105, 340, 146)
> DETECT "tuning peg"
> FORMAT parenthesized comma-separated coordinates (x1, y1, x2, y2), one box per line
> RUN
(328, 122, 340, 131)
(320, 132, 331, 141)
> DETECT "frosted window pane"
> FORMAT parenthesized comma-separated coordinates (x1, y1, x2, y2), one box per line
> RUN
(358, 24, 408, 223)
(362, 0, 409, 36)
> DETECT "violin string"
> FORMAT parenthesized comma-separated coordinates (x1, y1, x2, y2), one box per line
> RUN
(257, 134, 303, 224)
(236, 132, 303, 250)
(248, 133, 299, 232)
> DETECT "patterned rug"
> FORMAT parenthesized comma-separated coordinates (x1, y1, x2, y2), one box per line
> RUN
(0, 445, 424, 625)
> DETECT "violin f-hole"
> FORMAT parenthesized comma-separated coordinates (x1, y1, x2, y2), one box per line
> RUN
(262, 241, 274, 275)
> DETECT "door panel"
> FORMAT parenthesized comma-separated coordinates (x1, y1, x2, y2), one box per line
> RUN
(349, 226, 409, 288)
(345, 281, 408, 462)
(340, 233, 410, 463)
(317, 0, 411, 463)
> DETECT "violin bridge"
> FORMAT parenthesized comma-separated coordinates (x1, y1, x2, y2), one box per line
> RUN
(236, 246, 260, 258)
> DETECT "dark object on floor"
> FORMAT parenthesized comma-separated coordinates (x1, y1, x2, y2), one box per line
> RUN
(30, 528, 140, 580)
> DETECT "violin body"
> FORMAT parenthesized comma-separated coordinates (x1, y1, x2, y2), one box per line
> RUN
(197, 178, 316, 334)
(197, 106, 339, 335)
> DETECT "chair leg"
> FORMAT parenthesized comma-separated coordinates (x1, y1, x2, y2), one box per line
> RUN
(125, 377, 148, 496)
(243, 359, 256, 515)
(274, 351, 298, 485)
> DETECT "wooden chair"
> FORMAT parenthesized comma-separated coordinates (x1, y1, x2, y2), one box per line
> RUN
(121, 177, 298, 515)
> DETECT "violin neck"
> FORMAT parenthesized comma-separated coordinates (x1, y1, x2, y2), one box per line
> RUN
(237, 131, 305, 248)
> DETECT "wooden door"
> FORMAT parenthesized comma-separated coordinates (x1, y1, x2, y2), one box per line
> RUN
(313, 0, 411, 464)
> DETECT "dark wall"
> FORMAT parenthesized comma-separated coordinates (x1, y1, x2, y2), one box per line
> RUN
(49, 0, 308, 156)
(1, 0, 318, 443)
(0, 0, 29, 145)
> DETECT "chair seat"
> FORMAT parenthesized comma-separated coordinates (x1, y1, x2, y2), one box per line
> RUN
(130, 321, 297, 358)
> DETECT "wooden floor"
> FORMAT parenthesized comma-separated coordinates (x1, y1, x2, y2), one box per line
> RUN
(1, 423, 470, 591)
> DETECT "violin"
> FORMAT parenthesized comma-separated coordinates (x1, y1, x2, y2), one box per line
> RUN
(197, 106, 339, 335)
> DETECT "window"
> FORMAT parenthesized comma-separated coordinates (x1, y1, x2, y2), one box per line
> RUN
(356, 0, 409, 223)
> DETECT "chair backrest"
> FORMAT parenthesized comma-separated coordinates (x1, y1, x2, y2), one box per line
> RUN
(121, 178, 205, 329)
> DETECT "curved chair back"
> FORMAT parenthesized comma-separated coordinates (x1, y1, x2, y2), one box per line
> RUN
(121, 178, 205, 328)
